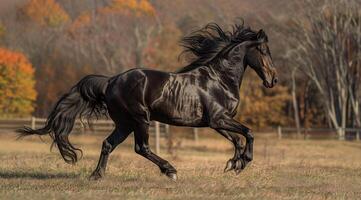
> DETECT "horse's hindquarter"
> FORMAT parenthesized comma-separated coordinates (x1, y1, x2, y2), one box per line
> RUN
(149, 73, 206, 126)
(105, 69, 167, 122)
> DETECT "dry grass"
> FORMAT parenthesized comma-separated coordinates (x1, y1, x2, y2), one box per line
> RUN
(1, 131, 361, 200)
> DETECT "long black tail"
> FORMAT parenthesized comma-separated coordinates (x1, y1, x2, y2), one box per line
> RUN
(17, 75, 109, 164)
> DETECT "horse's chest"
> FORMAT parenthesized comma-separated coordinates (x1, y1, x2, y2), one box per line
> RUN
(217, 93, 239, 116)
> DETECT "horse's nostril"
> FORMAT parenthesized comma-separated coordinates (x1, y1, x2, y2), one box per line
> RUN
(273, 78, 278, 84)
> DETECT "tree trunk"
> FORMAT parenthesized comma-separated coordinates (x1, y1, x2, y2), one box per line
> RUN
(291, 69, 301, 136)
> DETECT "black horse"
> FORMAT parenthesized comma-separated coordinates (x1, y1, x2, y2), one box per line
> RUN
(18, 22, 277, 181)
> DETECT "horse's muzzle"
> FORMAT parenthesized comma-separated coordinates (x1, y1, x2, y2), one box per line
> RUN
(263, 76, 278, 88)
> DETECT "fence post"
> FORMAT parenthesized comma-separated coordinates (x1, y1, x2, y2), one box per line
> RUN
(356, 130, 360, 141)
(165, 124, 170, 137)
(305, 128, 309, 140)
(155, 121, 160, 155)
(277, 126, 282, 139)
(338, 128, 345, 140)
(80, 121, 85, 134)
(31, 116, 36, 130)
(193, 128, 199, 142)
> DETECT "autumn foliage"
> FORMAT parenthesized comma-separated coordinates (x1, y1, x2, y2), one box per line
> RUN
(104, 0, 156, 16)
(0, 48, 36, 117)
(20, 0, 69, 27)
(144, 24, 183, 70)
(1, 0, 344, 130)
(239, 73, 291, 129)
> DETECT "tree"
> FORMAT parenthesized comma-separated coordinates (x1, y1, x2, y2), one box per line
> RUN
(12, 0, 72, 116)
(67, 0, 158, 73)
(144, 23, 183, 71)
(103, 0, 158, 68)
(0, 22, 5, 39)
(285, 0, 361, 139)
(0, 48, 37, 117)
(35, 62, 94, 116)
(238, 72, 291, 129)
(19, 0, 70, 28)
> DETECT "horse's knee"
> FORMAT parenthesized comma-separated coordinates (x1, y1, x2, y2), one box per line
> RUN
(209, 119, 225, 129)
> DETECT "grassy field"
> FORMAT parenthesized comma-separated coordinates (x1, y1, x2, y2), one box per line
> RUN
(1, 130, 361, 200)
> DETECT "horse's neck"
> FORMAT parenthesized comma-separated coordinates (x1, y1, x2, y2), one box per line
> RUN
(212, 59, 246, 92)
(176, 58, 246, 91)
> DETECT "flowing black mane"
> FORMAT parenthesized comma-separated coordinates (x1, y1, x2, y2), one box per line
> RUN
(177, 22, 260, 73)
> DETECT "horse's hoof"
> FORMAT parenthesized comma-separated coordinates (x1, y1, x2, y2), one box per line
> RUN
(166, 172, 177, 181)
(235, 168, 242, 175)
(224, 159, 234, 173)
(89, 172, 103, 181)
(234, 159, 245, 175)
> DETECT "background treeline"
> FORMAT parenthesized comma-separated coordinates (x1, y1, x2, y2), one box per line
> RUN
(0, 0, 360, 134)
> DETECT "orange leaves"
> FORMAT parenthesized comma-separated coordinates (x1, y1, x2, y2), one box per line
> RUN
(69, 0, 156, 35)
(112, 0, 138, 10)
(105, 0, 156, 17)
(0, 48, 34, 74)
(68, 12, 92, 33)
(20, 0, 69, 27)
(137, 0, 156, 16)
(0, 48, 36, 117)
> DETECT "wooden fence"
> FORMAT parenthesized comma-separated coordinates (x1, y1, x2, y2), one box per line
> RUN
(0, 117, 170, 154)
(277, 126, 361, 141)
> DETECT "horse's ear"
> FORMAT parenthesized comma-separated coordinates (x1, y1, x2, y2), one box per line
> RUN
(229, 29, 268, 55)
(241, 30, 267, 48)
(256, 29, 268, 43)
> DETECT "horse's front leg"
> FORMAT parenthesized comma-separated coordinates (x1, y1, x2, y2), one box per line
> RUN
(211, 117, 254, 174)
(215, 129, 245, 173)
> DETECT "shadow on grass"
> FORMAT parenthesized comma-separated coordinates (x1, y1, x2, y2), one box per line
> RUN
(0, 170, 79, 179)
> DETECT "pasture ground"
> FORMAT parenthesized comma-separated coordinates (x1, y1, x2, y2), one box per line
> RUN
(0, 130, 361, 200)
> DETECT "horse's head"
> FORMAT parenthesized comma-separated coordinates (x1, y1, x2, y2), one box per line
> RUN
(179, 22, 278, 89)
(244, 30, 278, 88)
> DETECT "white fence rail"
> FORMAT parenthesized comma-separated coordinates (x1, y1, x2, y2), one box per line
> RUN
(277, 126, 361, 141)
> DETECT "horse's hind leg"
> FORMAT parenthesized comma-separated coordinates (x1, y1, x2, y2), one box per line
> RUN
(134, 122, 177, 181)
(89, 126, 132, 180)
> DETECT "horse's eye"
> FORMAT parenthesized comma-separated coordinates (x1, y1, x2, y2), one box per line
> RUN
(233, 46, 240, 53)
(257, 47, 266, 55)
